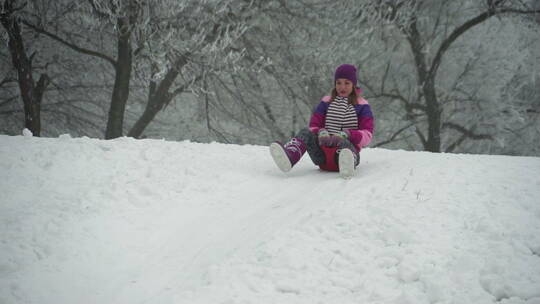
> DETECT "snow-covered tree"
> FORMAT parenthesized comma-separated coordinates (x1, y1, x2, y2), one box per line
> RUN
(20, 0, 273, 139)
(199, 0, 332, 144)
(195, 0, 540, 154)
(2, 0, 538, 156)
(125, 0, 257, 139)
(1, 0, 50, 136)
(321, 0, 540, 153)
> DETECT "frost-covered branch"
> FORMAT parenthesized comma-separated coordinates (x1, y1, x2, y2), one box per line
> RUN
(373, 122, 416, 148)
(430, 2, 540, 79)
(22, 20, 117, 68)
(443, 122, 493, 153)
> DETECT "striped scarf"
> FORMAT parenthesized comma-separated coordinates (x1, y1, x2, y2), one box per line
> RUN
(324, 96, 358, 135)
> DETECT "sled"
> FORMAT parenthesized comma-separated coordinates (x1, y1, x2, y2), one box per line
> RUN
(318, 146, 340, 171)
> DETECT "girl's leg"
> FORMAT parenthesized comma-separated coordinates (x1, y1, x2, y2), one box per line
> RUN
(295, 128, 326, 166)
(337, 139, 360, 167)
(270, 129, 312, 172)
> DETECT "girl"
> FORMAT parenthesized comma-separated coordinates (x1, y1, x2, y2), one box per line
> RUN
(269, 64, 374, 178)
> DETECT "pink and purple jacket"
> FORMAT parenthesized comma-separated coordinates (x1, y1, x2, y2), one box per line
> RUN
(309, 95, 374, 151)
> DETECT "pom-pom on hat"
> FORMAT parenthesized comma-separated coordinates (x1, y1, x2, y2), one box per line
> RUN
(334, 64, 358, 87)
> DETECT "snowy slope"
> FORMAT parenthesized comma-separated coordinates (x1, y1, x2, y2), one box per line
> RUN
(1, 134, 540, 304)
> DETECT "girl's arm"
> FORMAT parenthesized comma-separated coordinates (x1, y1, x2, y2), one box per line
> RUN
(309, 100, 330, 134)
(349, 101, 374, 147)
(348, 115, 374, 148)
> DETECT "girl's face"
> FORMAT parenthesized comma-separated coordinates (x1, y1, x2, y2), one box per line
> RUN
(335, 78, 353, 97)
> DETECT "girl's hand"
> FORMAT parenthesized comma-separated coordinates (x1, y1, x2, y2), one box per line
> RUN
(324, 136, 343, 147)
(336, 130, 350, 139)
(319, 130, 350, 147)
(318, 129, 332, 146)
(318, 129, 330, 138)
(318, 129, 342, 147)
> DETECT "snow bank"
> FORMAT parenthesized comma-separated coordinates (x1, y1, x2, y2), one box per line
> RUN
(1, 135, 539, 304)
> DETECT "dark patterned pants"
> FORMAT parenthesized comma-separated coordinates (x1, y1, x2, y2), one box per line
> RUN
(295, 128, 360, 167)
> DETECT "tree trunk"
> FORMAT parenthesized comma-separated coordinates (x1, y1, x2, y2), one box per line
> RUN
(105, 17, 132, 139)
(423, 79, 441, 152)
(395, 3, 540, 153)
(127, 102, 160, 139)
(127, 67, 181, 138)
(1, 0, 45, 136)
(404, 20, 443, 152)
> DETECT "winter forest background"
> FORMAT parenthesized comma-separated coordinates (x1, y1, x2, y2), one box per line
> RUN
(1, 0, 539, 156)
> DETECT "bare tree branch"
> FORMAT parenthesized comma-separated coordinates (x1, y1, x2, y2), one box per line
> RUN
(373, 122, 416, 147)
(443, 122, 493, 152)
(22, 20, 117, 68)
(416, 126, 427, 147)
(430, 4, 540, 79)
(443, 122, 493, 140)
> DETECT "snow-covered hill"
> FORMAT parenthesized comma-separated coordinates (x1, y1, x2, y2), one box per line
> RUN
(1, 134, 539, 304)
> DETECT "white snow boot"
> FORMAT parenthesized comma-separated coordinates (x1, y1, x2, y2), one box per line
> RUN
(269, 142, 292, 172)
(338, 148, 356, 179)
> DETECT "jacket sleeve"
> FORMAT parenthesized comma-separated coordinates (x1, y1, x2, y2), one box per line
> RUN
(309, 100, 329, 134)
(348, 102, 374, 148)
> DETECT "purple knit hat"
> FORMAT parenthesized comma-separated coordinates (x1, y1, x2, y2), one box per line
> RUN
(334, 64, 358, 87)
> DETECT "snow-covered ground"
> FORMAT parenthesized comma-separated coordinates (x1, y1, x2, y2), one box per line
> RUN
(1, 134, 540, 304)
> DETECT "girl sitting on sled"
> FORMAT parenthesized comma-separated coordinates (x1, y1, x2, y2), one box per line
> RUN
(270, 64, 374, 178)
